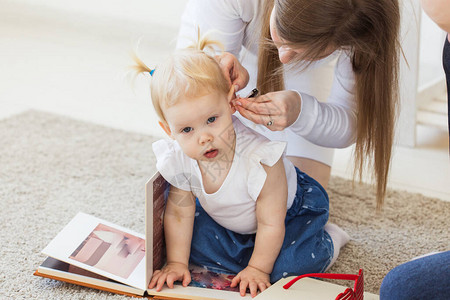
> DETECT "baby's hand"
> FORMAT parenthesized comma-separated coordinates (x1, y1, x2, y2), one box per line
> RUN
(148, 262, 191, 292)
(230, 265, 271, 298)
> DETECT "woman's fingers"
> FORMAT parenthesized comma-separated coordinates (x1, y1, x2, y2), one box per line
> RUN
(235, 105, 267, 125)
(216, 54, 233, 87)
(232, 70, 249, 92)
(234, 97, 277, 115)
(216, 52, 249, 91)
(235, 90, 301, 130)
(236, 105, 283, 130)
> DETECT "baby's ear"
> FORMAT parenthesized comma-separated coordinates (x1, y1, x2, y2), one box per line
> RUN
(159, 121, 173, 138)
(227, 85, 237, 114)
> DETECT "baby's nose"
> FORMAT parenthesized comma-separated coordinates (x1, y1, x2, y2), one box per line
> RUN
(199, 132, 213, 145)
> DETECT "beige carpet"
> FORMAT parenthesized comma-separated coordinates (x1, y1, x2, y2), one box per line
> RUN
(0, 110, 448, 298)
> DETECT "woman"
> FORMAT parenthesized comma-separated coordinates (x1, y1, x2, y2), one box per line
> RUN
(177, 0, 400, 208)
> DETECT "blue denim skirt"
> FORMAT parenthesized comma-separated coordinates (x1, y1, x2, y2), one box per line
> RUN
(189, 167, 334, 283)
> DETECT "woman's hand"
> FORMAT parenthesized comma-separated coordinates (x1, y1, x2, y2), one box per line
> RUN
(215, 52, 249, 92)
(230, 265, 271, 298)
(148, 262, 191, 292)
(233, 90, 302, 131)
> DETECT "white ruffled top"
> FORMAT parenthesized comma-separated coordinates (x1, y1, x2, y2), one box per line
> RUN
(152, 116, 297, 234)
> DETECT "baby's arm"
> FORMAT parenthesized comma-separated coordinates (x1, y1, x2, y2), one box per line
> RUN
(148, 186, 196, 291)
(231, 158, 288, 297)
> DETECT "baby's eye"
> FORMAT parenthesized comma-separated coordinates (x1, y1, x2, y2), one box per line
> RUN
(207, 116, 216, 124)
(181, 127, 193, 133)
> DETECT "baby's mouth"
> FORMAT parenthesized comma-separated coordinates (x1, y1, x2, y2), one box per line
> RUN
(203, 148, 219, 159)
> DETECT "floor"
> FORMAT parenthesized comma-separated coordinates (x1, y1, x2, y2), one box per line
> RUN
(2, 1, 449, 201)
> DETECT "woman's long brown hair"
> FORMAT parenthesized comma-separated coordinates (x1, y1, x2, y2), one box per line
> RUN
(258, 0, 400, 209)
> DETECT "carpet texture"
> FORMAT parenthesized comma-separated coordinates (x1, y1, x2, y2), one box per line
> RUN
(0, 111, 448, 299)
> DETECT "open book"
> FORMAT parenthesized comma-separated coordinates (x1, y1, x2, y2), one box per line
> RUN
(34, 172, 251, 299)
(34, 172, 379, 299)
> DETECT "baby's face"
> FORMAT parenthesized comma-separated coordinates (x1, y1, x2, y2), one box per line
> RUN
(162, 91, 235, 162)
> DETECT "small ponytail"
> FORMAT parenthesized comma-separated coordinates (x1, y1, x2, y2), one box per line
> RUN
(188, 28, 224, 53)
(131, 52, 153, 75)
(131, 30, 229, 123)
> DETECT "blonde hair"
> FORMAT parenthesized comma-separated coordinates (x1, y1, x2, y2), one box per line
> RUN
(132, 34, 230, 122)
(258, 0, 400, 210)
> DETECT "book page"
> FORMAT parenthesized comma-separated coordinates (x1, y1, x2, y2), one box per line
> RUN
(41, 257, 110, 280)
(42, 212, 146, 290)
(146, 264, 252, 299)
(36, 257, 145, 296)
(187, 265, 238, 292)
(254, 276, 379, 300)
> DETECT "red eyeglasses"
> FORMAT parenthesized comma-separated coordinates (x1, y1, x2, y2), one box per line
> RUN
(283, 269, 364, 300)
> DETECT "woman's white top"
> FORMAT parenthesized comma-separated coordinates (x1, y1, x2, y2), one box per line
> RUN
(152, 116, 297, 235)
(176, 0, 357, 166)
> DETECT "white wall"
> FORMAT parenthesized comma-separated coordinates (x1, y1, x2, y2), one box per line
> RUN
(397, 0, 422, 146)
(419, 9, 447, 88)
(396, 0, 447, 147)
(7, 0, 188, 30)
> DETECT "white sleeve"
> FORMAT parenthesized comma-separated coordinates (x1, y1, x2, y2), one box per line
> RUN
(176, 0, 247, 56)
(152, 139, 192, 191)
(247, 141, 286, 201)
(289, 51, 357, 148)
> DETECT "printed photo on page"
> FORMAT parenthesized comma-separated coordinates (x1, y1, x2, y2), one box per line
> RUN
(42, 212, 147, 290)
(69, 223, 145, 279)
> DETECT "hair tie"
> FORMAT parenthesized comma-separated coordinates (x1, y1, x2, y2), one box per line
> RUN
(149, 69, 155, 76)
